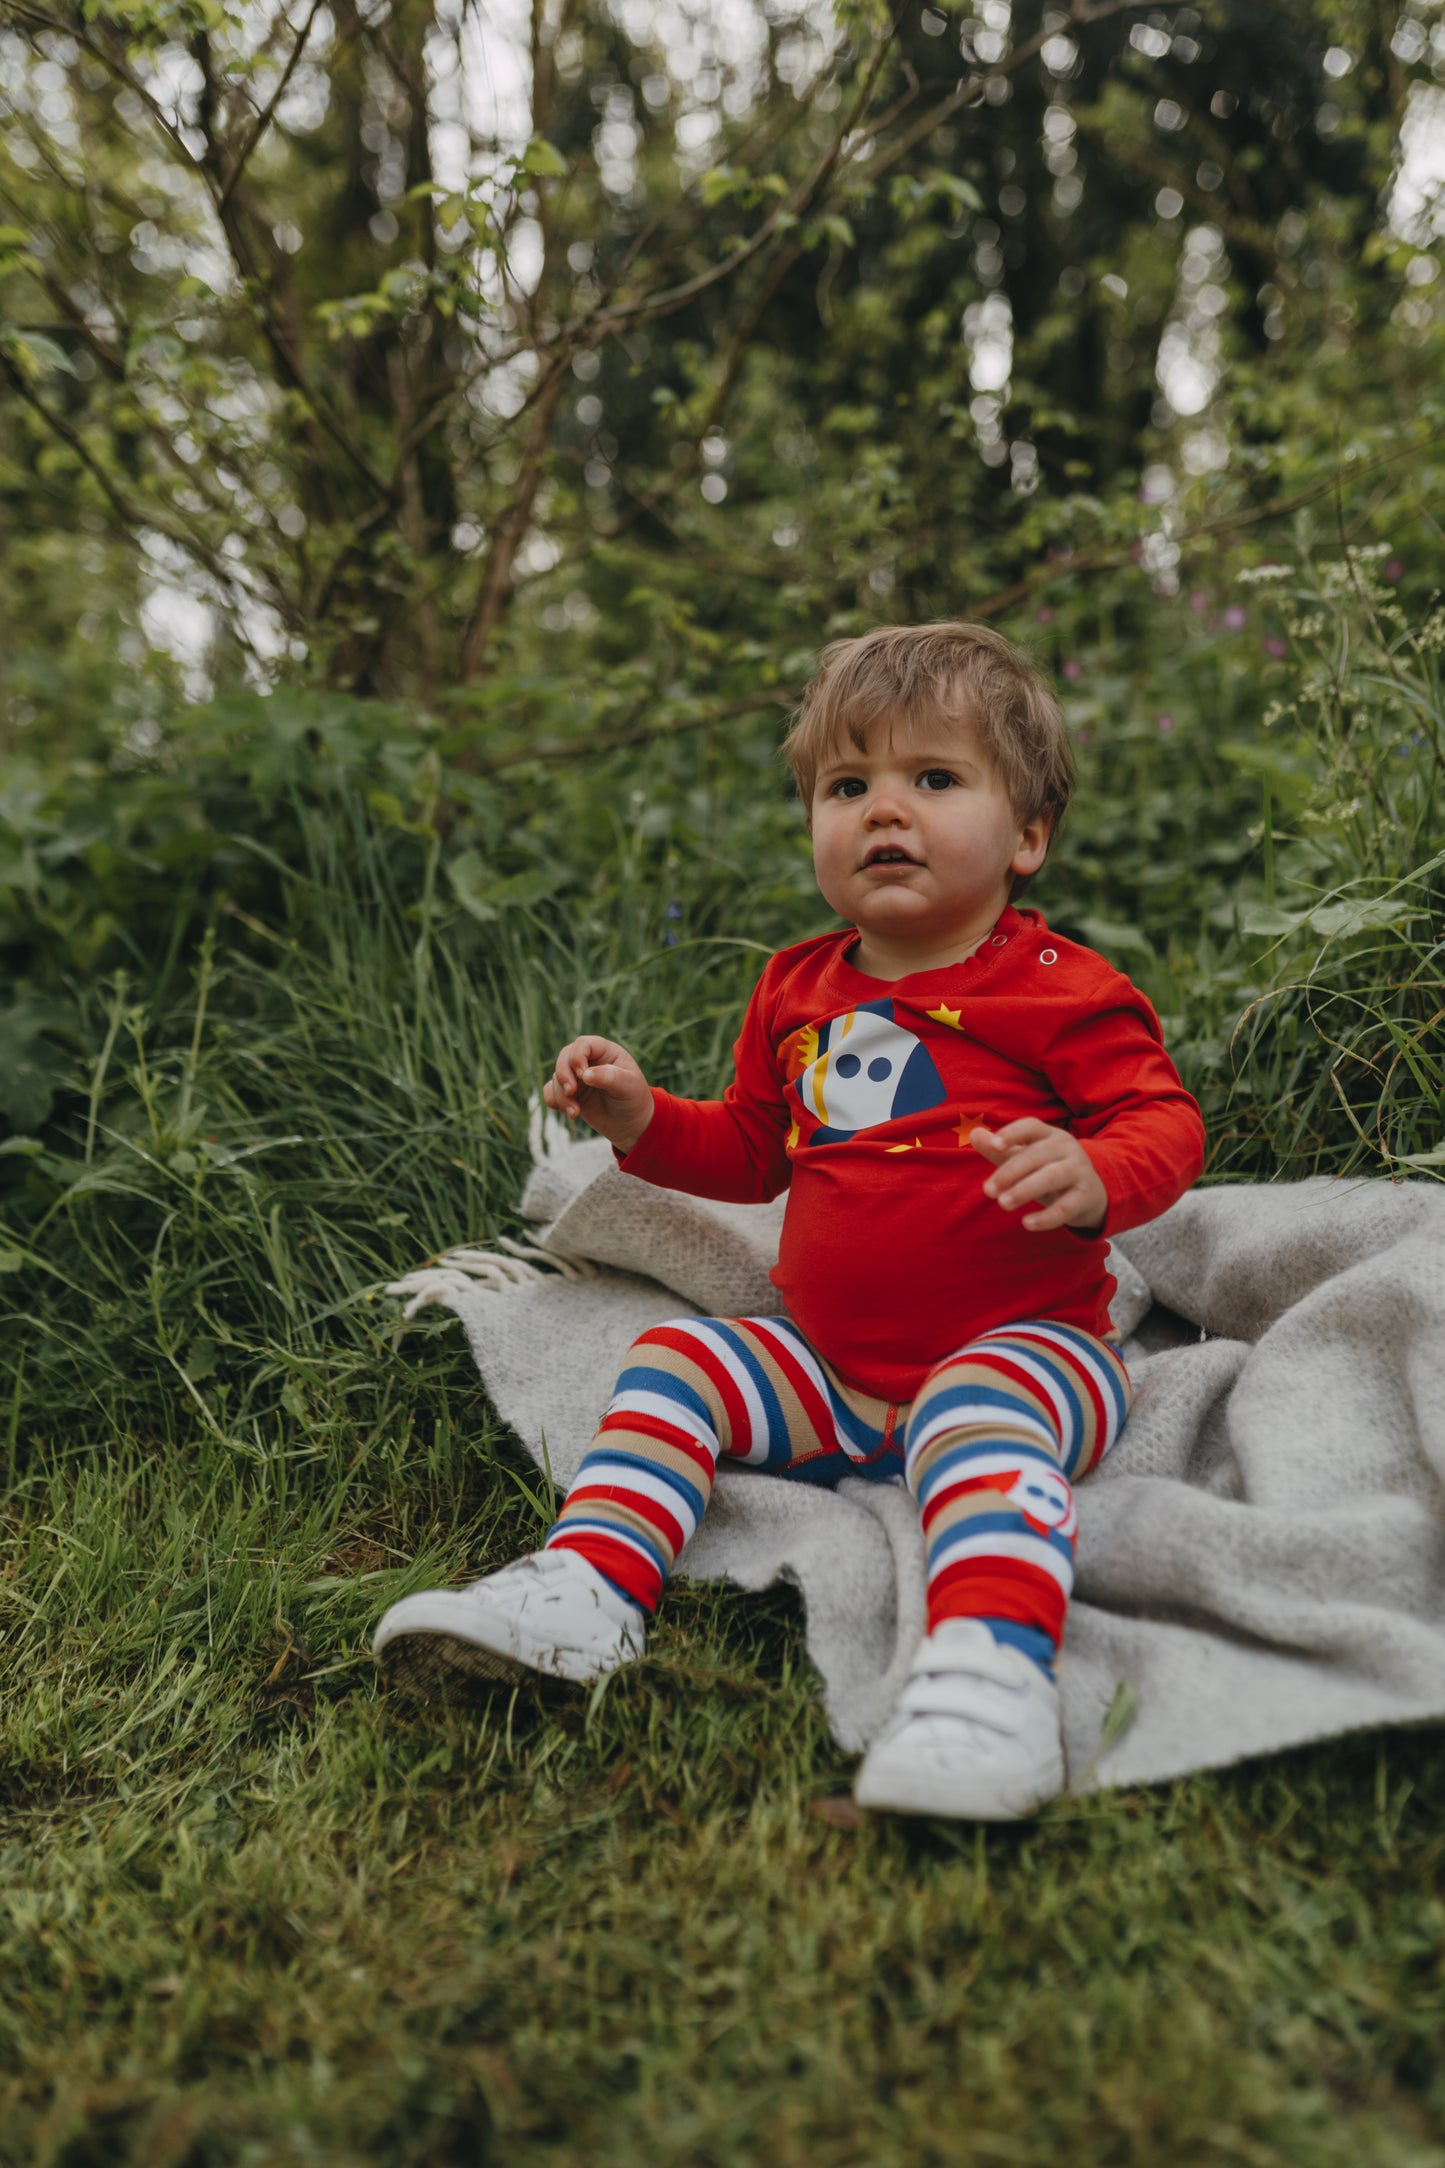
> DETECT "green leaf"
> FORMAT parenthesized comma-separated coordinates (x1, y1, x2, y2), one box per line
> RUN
(0, 1046, 56, 1133)
(518, 136, 567, 179)
(1394, 1141, 1445, 1167)
(1099, 1679, 1138, 1752)
(1240, 899, 1428, 939)
(1076, 917, 1153, 957)
(2, 330, 73, 383)
(1237, 904, 1300, 936)
(448, 851, 565, 922)
(699, 166, 741, 207)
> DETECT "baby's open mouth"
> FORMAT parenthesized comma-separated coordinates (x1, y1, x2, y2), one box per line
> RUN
(864, 846, 918, 866)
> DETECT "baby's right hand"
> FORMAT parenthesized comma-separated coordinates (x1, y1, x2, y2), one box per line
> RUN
(543, 1036, 655, 1155)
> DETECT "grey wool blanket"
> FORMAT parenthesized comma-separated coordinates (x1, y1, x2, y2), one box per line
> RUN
(390, 1118, 1445, 1793)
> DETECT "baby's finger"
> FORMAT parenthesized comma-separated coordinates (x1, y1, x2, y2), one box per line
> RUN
(990, 1117, 1056, 1148)
(983, 1140, 1060, 1198)
(545, 1072, 581, 1119)
(968, 1127, 1015, 1165)
(579, 1059, 629, 1093)
(992, 1161, 1071, 1212)
(1021, 1197, 1075, 1232)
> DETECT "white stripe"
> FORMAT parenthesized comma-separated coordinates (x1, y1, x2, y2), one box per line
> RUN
(915, 1447, 1064, 1505)
(927, 1527, 1074, 1596)
(968, 1344, 1079, 1441)
(997, 1324, 1120, 1399)
(999, 1321, 1111, 1369)
(568, 1460, 702, 1542)
(906, 1398, 1054, 1460)
(547, 1520, 662, 1570)
(682, 1319, 774, 1465)
(606, 1388, 720, 1460)
(745, 1318, 866, 1459)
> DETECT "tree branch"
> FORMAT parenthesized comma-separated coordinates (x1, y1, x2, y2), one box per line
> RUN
(216, 0, 328, 214)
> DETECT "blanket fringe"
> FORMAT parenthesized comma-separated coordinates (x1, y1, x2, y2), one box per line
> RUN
(386, 1235, 596, 1320)
(528, 1095, 577, 1167)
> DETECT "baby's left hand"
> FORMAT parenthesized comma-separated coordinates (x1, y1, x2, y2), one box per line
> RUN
(970, 1119, 1108, 1234)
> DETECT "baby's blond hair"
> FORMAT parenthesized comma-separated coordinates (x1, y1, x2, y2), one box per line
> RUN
(783, 622, 1075, 858)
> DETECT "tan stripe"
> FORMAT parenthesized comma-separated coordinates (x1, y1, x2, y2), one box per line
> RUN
(911, 1422, 1050, 1489)
(554, 1495, 684, 1570)
(594, 1427, 717, 1498)
(730, 1322, 832, 1458)
(926, 1486, 1059, 1542)
(914, 1354, 1058, 1433)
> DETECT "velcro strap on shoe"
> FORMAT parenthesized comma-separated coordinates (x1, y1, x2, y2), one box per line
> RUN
(898, 1672, 1017, 1728)
(909, 1630, 1023, 1688)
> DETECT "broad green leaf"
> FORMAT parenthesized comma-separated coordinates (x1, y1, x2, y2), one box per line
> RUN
(1076, 917, 1153, 957)
(518, 136, 567, 179)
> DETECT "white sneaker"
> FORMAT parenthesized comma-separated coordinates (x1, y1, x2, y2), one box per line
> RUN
(853, 1619, 1065, 1821)
(372, 1548, 646, 1697)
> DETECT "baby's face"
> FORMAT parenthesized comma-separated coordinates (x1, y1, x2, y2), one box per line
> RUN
(809, 712, 1047, 968)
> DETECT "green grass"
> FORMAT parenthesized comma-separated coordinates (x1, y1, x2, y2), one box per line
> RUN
(2, 578, 1444, 2162)
(4, 1442, 1445, 2166)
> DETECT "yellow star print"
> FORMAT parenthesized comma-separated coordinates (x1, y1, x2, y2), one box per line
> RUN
(926, 1003, 964, 1029)
(786, 1121, 800, 1151)
(885, 1138, 923, 1153)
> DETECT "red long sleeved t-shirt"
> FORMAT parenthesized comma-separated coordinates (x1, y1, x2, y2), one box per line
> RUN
(620, 904, 1206, 1401)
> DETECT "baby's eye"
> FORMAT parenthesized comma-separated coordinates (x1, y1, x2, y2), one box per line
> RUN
(830, 776, 868, 799)
(917, 768, 957, 792)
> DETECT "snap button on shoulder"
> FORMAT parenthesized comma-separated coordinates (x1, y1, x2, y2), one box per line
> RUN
(1039, 948, 1058, 965)
(990, 933, 1008, 948)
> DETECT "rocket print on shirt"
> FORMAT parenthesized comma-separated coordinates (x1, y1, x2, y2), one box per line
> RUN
(789, 1000, 948, 1145)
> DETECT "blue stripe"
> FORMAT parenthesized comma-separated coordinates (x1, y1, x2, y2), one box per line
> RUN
(1002, 1321, 1130, 1433)
(760, 1317, 888, 1456)
(927, 1513, 1075, 1569)
(701, 1320, 795, 1466)
(571, 1446, 708, 1523)
(547, 1513, 668, 1574)
(979, 1619, 1057, 1677)
(908, 1379, 1057, 1438)
(980, 1337, 1088, 1452)
(612, 1362, 717, 1437)
(910, 1433, 1062, 1511)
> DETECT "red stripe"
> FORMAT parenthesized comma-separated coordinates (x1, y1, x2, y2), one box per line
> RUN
(1010, 1330, 1112, 1466)
(918, 1471, 1028, 1538)
(643, 1324, 753, 1455)
(927, 1559, 1067, 1643)
(743, 1322, 837, 1454)
(920, 1348, 1056, 1436)
(548, 1530, 663, 1612)
(562, 1483, 687, 1562)
(598, 1410, 717, 1479)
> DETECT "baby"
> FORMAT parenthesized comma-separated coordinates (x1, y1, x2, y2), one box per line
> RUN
(373, 621, 1205, 1820)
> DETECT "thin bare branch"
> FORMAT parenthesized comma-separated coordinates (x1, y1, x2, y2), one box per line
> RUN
(471, 688, 801, 776)
(217, 0, 328, 214)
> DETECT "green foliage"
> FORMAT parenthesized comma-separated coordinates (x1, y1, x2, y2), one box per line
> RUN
(2, 0, 1442, 721)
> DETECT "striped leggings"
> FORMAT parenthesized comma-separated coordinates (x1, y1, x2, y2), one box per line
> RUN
(545, 1316, 1130, 1675)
